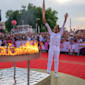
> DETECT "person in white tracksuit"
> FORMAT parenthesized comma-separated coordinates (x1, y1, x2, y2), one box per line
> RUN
(43, 13, 68, 77)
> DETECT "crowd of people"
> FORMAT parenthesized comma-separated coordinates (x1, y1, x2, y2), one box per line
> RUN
(0, 29, 85, 55)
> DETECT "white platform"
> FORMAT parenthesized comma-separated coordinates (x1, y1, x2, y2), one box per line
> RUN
(0, 68, 50, 85)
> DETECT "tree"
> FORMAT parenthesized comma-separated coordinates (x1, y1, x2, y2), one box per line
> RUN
(5, 10, 20, 32)
(5, 3, 58, 32)
(45, 8, 58, 30)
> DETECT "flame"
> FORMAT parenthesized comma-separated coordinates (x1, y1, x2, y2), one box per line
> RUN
(0, 41, 39, 56)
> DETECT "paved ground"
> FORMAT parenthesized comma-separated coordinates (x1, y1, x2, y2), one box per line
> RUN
(34, 69, 85, 85)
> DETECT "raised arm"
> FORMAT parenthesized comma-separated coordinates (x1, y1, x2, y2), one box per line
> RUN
(43, 18, 52, 34)
(42, 0, 52, 34)
(60, 13, 68, 34)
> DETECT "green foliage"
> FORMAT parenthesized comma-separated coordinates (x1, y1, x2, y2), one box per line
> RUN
(5, 10, 21, 32)
(5, 3, 58, 32)
(45, 8, 58, 31)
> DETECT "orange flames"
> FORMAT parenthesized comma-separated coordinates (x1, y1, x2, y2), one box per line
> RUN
(0, 41, 39, 56)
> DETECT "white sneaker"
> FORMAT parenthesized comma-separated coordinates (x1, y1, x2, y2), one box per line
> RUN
(47, 70, 51, 74)
(55, 72, 59, 78)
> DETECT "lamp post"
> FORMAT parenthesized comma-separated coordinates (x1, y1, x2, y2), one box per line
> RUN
(0, 10, 1, 21)
(36, 18, 40, 33)
(11, 20, 17, 85)
(0, 10, 2, 35)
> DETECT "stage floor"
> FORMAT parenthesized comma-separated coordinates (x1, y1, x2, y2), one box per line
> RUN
(0, 68, 85, 85)
(0, 68, 50, 85)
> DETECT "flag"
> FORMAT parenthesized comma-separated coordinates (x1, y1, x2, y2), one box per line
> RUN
(70, 18, 72, 32)
(42, 0, 45, 21)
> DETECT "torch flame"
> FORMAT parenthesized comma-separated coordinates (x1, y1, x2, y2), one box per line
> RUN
(0, 41, 39, 56)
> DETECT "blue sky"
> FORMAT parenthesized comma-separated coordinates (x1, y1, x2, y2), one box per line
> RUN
(0, 0, 85, 31)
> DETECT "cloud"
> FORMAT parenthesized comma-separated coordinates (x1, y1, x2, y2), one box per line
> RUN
(49, 0, 85, 5)
(0, 0, 85, 30)
(70, 17, 85, 29)
(55, 0, 71, 4)
(75, 17, 85, 22)
(70, 0, 85, 5)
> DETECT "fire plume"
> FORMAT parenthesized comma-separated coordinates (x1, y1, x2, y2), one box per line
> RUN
(0, 41, 39, 56)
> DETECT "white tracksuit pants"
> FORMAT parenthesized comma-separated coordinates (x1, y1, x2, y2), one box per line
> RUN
(47, 46, 60, 73)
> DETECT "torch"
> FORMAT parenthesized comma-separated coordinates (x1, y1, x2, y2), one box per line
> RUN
(42, 0, 45, 21)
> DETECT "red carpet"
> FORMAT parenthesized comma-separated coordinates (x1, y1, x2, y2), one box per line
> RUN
(0, 52, 85, 79)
